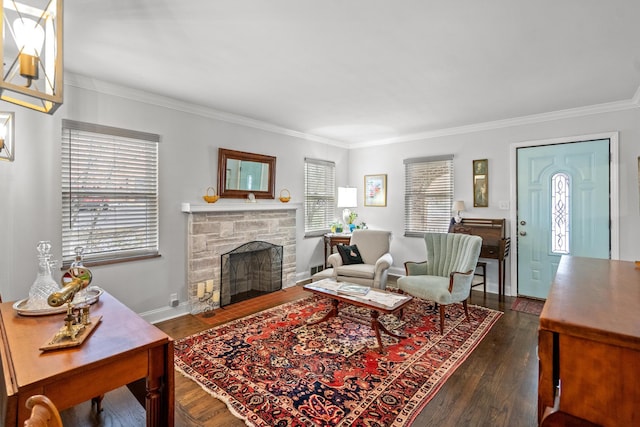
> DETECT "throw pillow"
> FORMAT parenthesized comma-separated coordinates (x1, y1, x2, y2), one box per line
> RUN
(337, 244, 364, 265)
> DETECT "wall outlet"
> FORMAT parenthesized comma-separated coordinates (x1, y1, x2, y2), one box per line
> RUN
(498, 200, 510, 210)
(169, 293, 179, 307)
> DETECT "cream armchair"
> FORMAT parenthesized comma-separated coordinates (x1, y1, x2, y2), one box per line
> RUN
(327, 230, 393, 289)
(397, 232, 482, 333)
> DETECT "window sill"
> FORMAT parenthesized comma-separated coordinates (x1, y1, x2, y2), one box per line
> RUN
(61, 253, 161, 269)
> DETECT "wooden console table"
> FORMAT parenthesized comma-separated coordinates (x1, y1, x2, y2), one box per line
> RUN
(0, 292, 174, 426)
(449, 218, 510, 299)
(323, 233, 352, 268)
(538, 256, 640, 426)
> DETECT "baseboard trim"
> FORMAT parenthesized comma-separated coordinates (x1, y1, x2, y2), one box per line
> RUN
(141, 301, 190, 324)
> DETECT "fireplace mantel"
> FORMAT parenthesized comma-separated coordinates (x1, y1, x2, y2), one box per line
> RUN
(182, 202, 302, 213)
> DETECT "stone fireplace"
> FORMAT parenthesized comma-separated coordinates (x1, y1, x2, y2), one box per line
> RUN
(220, 241, 283, 306)
(182, 202, 299, 314)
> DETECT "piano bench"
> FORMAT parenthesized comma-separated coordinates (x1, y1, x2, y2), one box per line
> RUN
(472, 261, 487, 295)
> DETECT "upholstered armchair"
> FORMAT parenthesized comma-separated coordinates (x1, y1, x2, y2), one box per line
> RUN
(327, 229, 393, 289)
(397, 232, 482, 333)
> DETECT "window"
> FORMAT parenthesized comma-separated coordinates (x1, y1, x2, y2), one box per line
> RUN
(404, 155, 454, 236)
(551, 172, 570, 254)
(304, 158, 335, 236)
(61, 120, 159, 266)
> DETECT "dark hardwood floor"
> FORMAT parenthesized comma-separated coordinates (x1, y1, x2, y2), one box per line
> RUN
(60, 279, 540, 426)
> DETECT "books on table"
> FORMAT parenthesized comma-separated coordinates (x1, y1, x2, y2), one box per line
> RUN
(337, 283, 370, 296)
(306, 279, 411, 308)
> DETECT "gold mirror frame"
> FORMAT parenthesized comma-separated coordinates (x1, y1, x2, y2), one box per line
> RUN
(217, 148, 276, 199)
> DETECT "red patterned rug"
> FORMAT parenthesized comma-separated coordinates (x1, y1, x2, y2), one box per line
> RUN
(174, 295, 502, 426)
(511, 297, 546, 316)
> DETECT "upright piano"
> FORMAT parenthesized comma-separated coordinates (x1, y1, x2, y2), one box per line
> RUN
(448, 218, 510, 299)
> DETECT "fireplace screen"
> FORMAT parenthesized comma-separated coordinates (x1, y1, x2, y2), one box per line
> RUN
(220, 241, 283, 307)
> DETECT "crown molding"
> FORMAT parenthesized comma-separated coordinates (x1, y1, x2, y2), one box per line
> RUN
(349, 90, 640, 149)
(66, 73, 640, 150)
(632, 84, 640, 105)
(64, 73, 346, 148)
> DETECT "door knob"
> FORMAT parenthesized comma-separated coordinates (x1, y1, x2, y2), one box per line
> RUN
(520, 220, 527, 225)
(519, 231, 527, 236)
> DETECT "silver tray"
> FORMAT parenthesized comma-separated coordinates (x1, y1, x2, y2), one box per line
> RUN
(13, 286, 104, 316)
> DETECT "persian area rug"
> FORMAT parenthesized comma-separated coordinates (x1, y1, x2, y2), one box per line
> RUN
(174, 295, 502, 427)
(511, 297, 545, 316)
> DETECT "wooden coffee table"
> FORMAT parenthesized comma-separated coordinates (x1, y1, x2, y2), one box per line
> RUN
(303, 279, 413, 352)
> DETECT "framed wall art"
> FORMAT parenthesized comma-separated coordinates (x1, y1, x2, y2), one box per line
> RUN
(473, 159, 488, 207)
(364, 174, 387, 207)
(0, 112, 15, 162)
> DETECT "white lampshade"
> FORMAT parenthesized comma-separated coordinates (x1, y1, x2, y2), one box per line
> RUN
(337, 187, 357, 208)
(452, 200, 465, 223)
(452, 200, 466, 212)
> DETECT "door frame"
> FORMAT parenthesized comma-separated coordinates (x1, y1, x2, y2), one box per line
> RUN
(508, 131, 619, 296)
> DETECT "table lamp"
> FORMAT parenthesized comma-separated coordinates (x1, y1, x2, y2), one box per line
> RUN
(337, 187, 357, 230)
(453, 200, 466, 223)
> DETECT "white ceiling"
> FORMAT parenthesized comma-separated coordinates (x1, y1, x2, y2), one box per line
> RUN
(64, 1, 640, 147)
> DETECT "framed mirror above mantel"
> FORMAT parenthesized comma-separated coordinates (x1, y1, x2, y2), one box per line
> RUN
(217, 148, 276, 199)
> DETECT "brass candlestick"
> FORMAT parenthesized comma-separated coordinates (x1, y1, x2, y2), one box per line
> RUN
(41, 266, 101, 350)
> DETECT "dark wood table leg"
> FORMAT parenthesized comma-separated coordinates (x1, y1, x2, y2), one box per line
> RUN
(147, 342, 174, 427)
(370, 309, 407, 353)
(323, 235, 329, 269)
(307, 299, 339, 325)
(371, 310, 384, 351)
(498, 259, 504, 300)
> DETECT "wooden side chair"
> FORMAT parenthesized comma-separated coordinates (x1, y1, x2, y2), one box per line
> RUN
(24, 395, 63, 427)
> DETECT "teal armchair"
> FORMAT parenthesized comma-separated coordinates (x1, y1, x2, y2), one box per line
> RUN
(397, 232, 482, 333)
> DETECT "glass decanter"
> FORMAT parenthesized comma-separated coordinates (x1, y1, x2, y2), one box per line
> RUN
(27, 241, 61, 310)
(70, 246, 89, 303)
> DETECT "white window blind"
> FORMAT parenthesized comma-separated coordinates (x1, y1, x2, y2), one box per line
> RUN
(61, 119, 159, 265)
(404, 155, 454, 236)
(304, 158, 335, 236)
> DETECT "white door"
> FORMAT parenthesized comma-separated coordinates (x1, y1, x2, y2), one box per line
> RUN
(516, 138, 611, 299)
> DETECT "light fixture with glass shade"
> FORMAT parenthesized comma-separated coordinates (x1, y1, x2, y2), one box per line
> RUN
(0, 111, 14, 161)
(0, 0, 63, 114)
(337, 187, 357, 229)
(452, 200, 466, 223)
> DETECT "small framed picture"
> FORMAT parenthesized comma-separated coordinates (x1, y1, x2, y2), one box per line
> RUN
(0, 112, 15, 162)
(364, 174, 387, 207)
(473, 159, 488, 207)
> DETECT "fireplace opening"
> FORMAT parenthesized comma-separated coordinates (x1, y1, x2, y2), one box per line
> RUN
(220, 241, 283, 307)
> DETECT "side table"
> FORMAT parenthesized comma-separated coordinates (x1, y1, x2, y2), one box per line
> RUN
(0, 292, 174, 426)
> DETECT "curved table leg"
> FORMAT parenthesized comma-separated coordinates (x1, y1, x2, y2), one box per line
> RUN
(371, 310, 407, 353)
(307, 299, 339, 325)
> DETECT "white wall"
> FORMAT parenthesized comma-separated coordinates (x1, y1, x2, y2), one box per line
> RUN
(0, 83, 347, 320)
(1, 81, 638, 319)
(349, 108, 640, 295)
